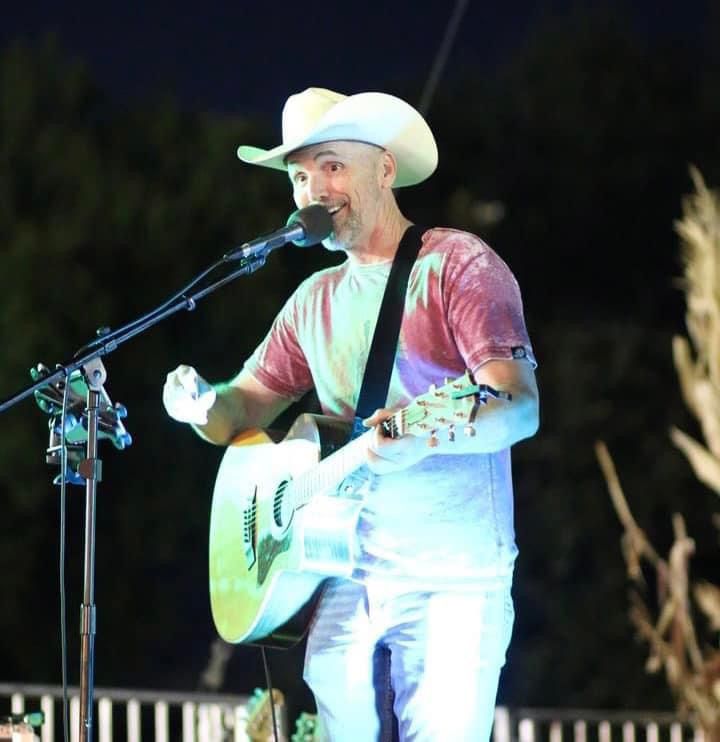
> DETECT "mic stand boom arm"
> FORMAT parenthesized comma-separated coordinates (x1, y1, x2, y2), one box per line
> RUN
(0, 248, 272, 742)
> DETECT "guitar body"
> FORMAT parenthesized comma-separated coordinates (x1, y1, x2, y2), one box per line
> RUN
(209, 413, 360, 646)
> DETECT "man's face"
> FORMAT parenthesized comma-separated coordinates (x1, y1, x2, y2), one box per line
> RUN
(285, 140, 386, 252)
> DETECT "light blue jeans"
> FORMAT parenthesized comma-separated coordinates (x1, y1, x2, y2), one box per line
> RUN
(303, 578, 515, 741)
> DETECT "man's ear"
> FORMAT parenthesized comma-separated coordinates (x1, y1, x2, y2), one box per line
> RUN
(379, 150, 398, 189)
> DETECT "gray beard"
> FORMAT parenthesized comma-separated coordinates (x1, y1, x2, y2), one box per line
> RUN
(323, 210, 364, 252)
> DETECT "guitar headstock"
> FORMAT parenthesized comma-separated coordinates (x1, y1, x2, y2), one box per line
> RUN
(383, 370, 511, 446)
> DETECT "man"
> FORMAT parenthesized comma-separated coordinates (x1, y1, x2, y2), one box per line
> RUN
(163, 87, 539, 741)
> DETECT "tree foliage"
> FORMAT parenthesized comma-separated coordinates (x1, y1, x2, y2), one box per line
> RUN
(0, 36, 330, 692)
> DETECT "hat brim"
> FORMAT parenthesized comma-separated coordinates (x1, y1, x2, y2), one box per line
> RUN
(237, 92, 438, 188)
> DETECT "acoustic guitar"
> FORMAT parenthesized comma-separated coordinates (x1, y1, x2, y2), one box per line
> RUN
(208, 371, 510, 645)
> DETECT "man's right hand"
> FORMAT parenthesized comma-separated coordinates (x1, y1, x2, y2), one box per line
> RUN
(162, 364, 217, 425)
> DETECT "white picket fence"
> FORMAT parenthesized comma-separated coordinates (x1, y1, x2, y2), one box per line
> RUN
(493, 707, 704, 742)
(0, 684, 254, 742)
(0, 683, 704, 742)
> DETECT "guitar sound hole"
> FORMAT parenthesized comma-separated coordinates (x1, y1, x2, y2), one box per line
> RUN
(273, 480, 290, 528)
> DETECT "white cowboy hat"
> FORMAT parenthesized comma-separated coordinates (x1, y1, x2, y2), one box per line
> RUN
(236, 87, 438, 188)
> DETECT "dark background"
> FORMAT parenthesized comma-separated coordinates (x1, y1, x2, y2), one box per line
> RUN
(1, 0, 719, 726)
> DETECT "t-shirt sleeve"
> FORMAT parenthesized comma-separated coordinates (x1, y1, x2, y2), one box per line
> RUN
(243, 289, 315, 400)
(441, 234, 536, 371)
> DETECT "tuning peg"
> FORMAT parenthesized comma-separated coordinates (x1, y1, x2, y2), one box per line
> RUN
(448, 424, 456, 442)
(428, 431, 439, 447)
(464, 424, 476, 437)
(428, 383, 437, 393)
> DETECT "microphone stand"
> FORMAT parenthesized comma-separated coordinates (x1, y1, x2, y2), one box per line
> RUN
(79, 358, 102, 742)
(0, 246, 276, 742)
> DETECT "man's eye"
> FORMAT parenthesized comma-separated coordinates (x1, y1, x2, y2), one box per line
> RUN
(293, 173, 307, 184)
(328, 162, 343, 172)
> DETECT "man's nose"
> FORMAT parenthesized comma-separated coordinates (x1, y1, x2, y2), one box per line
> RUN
(306, 172, 330, 203)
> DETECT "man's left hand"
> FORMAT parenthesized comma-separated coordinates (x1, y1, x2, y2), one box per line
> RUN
(363, 408, 430, 475)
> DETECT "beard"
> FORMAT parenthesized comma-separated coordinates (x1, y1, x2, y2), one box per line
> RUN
(321, 206, 364, 252)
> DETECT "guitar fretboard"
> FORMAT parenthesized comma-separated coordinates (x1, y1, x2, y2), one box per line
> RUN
(286, 429, 372, 510)
(284, 405, 411, 510)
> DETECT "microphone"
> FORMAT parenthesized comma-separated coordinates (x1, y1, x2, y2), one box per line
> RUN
(224, 204, 333, 262)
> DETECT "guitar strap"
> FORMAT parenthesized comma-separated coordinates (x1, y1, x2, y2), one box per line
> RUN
(350, 223, 426, 439)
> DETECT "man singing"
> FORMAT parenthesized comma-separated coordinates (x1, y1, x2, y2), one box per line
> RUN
(163, 87, 539, 741)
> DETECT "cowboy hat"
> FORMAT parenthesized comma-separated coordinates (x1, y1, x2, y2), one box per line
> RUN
(236, 87, 438, 187)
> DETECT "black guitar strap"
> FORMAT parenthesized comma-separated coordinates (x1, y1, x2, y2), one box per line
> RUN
(350, 223, 426, 439)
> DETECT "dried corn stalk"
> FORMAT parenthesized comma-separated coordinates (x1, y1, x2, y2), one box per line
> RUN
(596, 169, 720, 741)
(672, 167, 720, 491)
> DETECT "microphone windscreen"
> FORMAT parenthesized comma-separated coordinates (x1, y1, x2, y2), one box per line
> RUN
(287, 204, 333, 247)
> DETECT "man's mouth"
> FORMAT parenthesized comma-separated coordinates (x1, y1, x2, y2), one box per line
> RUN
(326, 204, 346, 217)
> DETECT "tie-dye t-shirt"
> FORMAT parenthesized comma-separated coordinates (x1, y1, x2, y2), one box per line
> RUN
(244, 227, 536, 585)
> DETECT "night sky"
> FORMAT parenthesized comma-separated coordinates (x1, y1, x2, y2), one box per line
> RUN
(0, 0, 710, 116)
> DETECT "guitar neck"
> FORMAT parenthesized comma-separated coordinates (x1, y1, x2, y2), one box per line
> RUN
(290, 428, 373, 510)
(283, 373, 506, 511)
